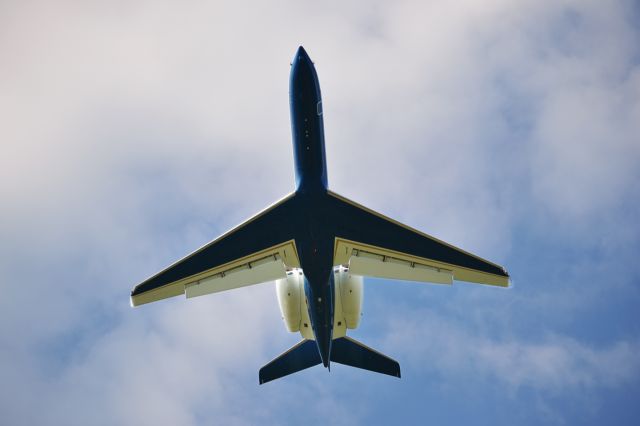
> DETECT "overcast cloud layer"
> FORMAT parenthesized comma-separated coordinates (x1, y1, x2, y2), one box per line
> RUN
(1, 1, 639, 425)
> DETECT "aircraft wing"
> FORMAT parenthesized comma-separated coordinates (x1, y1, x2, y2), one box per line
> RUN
(327, 191, 510, 287)
(130, 193, 301, 307)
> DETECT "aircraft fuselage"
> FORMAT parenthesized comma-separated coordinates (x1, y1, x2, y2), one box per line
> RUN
(289, 46, 335, 368)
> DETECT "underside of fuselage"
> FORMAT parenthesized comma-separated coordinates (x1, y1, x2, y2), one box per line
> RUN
(290, 46, 335, 369)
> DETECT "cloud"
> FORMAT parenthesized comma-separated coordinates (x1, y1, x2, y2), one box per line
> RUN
(385, 308, 640, 393)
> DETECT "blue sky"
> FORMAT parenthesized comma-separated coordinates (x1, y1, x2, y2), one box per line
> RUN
(1, 1, 639, 425)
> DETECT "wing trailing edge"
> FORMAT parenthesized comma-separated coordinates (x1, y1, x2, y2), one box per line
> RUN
(327, 190, 510, 287)
(130, 193, 301, 307)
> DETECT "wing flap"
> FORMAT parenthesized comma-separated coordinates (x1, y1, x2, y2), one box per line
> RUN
(347, 245, 453, 285)
(132, 240, 299, 307)
(185, 252, 287, 299)
(131, 193, 301, 307)
(328, 191, 509, 287)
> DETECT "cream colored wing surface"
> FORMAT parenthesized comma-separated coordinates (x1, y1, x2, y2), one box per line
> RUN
(130, 193, 301, 307)
(327, 191, 510, 287)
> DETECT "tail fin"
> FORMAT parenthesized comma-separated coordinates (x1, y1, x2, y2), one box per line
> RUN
(330, 336, 401, 378)
(259, 339, 321, 384)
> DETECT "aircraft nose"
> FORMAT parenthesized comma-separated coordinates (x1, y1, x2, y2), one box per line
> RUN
(293, 46, 312, 65)
(296, 45, 308, 58)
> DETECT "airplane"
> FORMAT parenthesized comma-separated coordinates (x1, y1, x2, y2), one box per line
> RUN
(130, 46, 510, 384)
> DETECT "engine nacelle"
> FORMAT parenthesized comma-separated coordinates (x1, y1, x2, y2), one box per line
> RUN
(276, 270, 313, 339)
(334, 265, 363, 329)
(276, 266, 363, 340)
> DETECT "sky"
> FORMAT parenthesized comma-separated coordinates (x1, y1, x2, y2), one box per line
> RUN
(1, 0, 639, 424)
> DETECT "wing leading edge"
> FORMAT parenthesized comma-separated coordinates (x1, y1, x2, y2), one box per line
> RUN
(327, 190, 510, 287)
(130, 193, 301, 307)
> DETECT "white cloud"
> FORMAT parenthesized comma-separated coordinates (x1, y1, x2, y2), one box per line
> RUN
(385, 308, 640, 393)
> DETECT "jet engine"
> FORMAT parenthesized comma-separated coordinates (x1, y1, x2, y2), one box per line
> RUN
(276, 266, 363, 340)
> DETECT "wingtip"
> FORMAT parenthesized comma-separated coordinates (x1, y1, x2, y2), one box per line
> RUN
(502, 267, 513, 288)
(130, 292, 144, 307)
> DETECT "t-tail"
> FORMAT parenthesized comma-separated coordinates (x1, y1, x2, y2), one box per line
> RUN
(259, 337, 400, 384)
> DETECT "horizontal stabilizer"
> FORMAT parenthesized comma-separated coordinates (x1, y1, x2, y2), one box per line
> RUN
(331, 336, 401, 378)
(259, 339, 321, 384)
